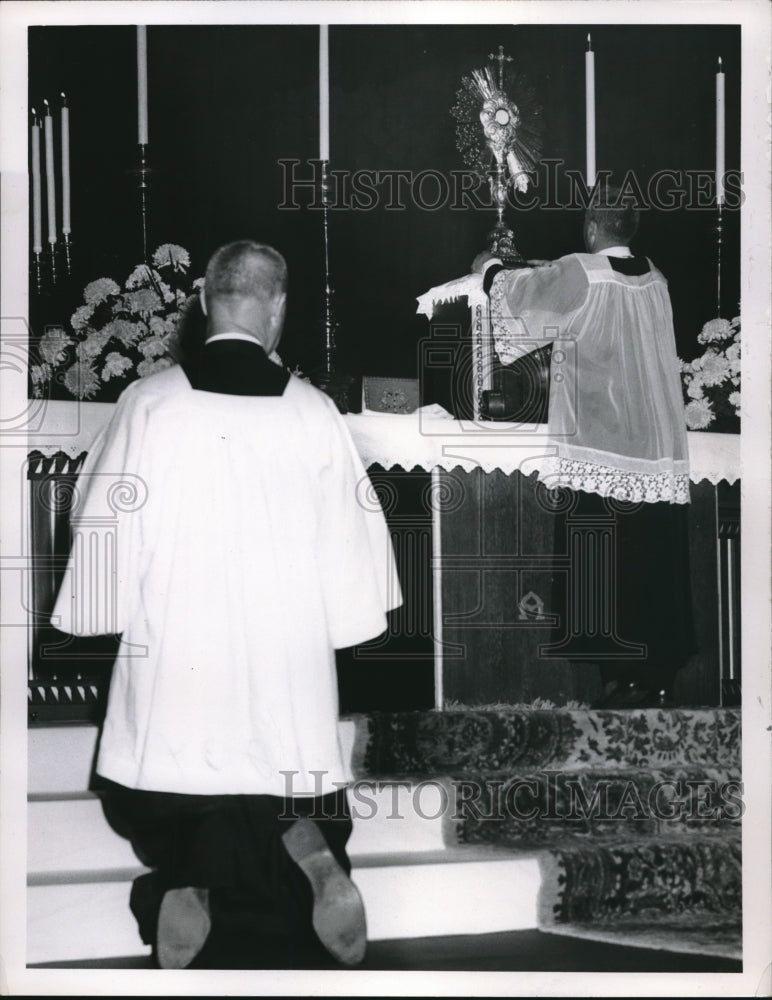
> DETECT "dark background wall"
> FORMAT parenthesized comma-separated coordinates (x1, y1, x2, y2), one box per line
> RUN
(29, 23, 741, 377)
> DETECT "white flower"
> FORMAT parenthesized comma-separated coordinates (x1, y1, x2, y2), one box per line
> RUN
(102, 352, 135, 381)
(70, 303, 95, 332)
(83, 277, 120, 306)
(192, 277, 204, 290)
(158, 279, 176, 304)
(152, 244, 190, 272)
(39, 327, 72, 365)
(725, 341, 740, 361)
(105, 318, 144, 346)
(137, 357, 174, 379)
(728, 390, 741, 411)
(138, 336, 168, 359)
(685, 397, 715, 430)
(62, 361, 101, 400)
(30, 362, 52, 395)
(76, 329, 110, 361)
(148, 315, 168, 337)
(686, 378, 705, 400)
(124, 288, 162, 318)
(698, 317, 733, 344)
(698, 350, 732, 387)
(125, 265, 161, 290)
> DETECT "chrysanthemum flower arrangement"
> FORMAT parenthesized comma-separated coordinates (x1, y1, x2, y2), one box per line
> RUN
(680, 315, 741, 431)
(31, 244, 201, 401)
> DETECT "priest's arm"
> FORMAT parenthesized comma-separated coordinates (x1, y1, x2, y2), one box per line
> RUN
(481, 256, 590, 364)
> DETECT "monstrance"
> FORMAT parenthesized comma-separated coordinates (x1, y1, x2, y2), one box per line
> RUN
(451, 46, 542, 264)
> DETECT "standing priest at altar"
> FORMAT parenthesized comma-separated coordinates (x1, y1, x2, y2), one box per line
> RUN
(474, 185, 696, 708)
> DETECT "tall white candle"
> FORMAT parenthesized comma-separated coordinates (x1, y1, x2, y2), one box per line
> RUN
(137, 26, 149, 145)
(319, 25, 329, 161)
(585, 34, 596, 188)
(61, 93, 71, 234)
(31, 109, 42, 253)
(43, 99, 56, 244)
(716, 57, 725, 206)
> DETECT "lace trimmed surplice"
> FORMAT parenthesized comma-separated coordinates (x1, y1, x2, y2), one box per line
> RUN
(489, 253, 690, 504)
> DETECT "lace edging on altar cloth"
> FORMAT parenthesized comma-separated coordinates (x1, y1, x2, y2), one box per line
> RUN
(416, 273, 487, 318)
(537, 455, 691, 504)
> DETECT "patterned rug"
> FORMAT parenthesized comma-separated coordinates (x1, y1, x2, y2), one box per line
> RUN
(356, 708, 741, 776)
(538, 835, 742, 960)
(350, 708, 742, 961)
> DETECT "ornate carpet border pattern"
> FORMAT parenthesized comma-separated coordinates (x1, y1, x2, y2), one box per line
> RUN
(537, 835, 742, 959)
(354, 709, 741, 778)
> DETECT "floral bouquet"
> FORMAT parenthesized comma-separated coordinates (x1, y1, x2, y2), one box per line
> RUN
(680, 315, 741, 431)
(32, 244, 202, 401)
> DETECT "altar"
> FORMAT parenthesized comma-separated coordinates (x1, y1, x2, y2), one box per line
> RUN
(25, 401, 740, 718)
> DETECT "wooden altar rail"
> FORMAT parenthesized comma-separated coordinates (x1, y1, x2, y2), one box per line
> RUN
(27, 450, 740, 719)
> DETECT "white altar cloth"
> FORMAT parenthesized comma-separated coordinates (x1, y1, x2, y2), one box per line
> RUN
(28, 400, 740, 486)
(345, 411, 740, 486)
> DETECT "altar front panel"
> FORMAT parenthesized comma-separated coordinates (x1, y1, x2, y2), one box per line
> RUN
(437, 468, 730, 707)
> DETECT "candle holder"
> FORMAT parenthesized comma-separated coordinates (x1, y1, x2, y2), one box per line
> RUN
(61, 233, 73, 278)
(322, 159, 335, 373)
(310, 159, 356, 413)
(715, 203, 724, 318)
(31, 251, 44, 296)
(130, 143, 152, 264)
(46, 241, 58, 287)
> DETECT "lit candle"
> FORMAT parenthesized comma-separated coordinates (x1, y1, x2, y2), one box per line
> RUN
(30, 109, 42, 253)
(716, 57, 725, 206)
(61, 93, 71, 235)
(585, 33, 596, 188)
(137, 26, 149, 145)
(319, 25, 329, 161)
(43, 99, 56, 244)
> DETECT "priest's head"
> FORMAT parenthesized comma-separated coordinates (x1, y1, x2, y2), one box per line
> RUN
(583, 185, 640, 253)
(201, 240, 288, 352)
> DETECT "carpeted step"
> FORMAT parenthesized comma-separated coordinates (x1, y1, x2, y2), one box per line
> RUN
(356, 708, 741, 778)
(536, 832, 742, 960)
(449, 765, 742, 847)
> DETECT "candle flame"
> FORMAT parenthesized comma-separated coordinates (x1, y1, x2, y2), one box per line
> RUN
(587, 32, 592, 49)
(718, 56, 723, 69)
(43, 98, 51, 114)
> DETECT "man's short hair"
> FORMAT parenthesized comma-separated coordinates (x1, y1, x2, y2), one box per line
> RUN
(586, 185, 640, 245)
(204, 241, 287, 306)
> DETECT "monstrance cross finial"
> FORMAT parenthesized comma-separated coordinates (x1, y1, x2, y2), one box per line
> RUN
(488, 45, 513, 90)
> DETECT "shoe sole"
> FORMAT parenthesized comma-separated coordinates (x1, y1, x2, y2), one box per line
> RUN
(157, 886, 212, 969)
(283, 818, 367, 966)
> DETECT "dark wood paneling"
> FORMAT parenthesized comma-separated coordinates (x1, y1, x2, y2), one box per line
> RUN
(440, 468, 598, 706)
(443, 470, 726, 707)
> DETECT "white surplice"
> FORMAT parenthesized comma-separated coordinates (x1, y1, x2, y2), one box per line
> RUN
(51, 366, 402, 796)
(489, 252, 690, 504)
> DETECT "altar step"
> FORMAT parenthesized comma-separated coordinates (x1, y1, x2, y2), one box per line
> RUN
(27, 709, 742, 966)
(28, 809, 542, 964)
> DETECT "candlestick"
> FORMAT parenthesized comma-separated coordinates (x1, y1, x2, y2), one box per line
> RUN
(133, 144, 151, 264)
(30, 109, 42, 254)
(319, 25, 329, 162)
(60, 93, 71, 234)
(43, 99, 56, 245)
(716, 56, 725, 206)
(137, 26, 149, 145)
(585, 34, 596, 189)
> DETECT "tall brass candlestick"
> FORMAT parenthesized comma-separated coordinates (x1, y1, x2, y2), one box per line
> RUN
(322, 160, 334, 373)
